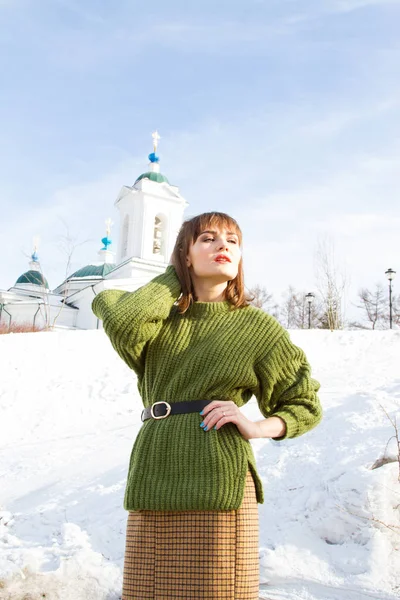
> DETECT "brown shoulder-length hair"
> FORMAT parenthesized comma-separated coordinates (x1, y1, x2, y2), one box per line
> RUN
(170, 211, 254, 314)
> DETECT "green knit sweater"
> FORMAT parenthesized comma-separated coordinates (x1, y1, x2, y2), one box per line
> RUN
(91, 265, 322, 511)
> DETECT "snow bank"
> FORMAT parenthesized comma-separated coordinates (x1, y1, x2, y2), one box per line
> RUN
(0, 329, 399, 599)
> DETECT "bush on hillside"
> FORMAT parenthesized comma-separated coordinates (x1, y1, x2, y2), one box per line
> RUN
(0, 321, 47, 335)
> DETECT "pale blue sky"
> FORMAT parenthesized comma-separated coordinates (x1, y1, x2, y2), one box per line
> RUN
(1, 0, 400, 320)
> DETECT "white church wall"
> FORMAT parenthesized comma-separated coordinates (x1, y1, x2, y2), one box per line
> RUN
(115, 188, 145, 264)
(102, 258, 165, 285)
(131, 196, 144, 260)
(53, 277, 104, 297)
(121, 214, 130, 260)
(0, 303, 41, 330)
(0, 300, 77, 331)
(11, 283, 49, 298)
(47, 304, 78, 330)
(69, 286, 101, 330)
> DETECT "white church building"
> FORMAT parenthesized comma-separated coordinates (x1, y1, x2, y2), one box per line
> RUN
(0, 132, 188, 331)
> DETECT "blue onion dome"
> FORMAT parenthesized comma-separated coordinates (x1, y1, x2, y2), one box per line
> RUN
(16, 270, 49, 288)
(148, 152, 160, 163)
(101, 236, 112, 250)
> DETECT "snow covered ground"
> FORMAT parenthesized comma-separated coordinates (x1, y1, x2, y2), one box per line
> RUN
(0, 328, 399, 600)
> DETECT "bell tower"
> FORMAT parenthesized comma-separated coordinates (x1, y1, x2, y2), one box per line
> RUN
(115, 131, 187, 268)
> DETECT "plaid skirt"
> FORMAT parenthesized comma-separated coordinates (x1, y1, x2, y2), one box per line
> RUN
(122, 468, 260, 600)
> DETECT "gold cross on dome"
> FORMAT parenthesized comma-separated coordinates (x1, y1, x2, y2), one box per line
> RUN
(105, 217, 113, 237)
(152, 130, 161, 152)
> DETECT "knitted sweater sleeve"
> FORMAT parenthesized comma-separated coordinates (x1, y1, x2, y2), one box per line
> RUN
(254, 328, 322, 440)
(91, 265, 182, 377)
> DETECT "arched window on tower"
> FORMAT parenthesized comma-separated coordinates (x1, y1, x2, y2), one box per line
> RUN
(153, 214, 166, 257)
(121, 215, 130, 258)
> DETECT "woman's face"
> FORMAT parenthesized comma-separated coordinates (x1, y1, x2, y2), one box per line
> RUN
(186, 226, 242, 282)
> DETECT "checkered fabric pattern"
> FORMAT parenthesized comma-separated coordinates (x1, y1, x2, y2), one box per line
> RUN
(122, 469, 260, 599)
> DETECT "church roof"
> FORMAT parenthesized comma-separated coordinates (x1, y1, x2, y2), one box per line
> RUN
(135, 171, 170, 185)
(69, 263, 115, 278)
(15, 270, 49, 288)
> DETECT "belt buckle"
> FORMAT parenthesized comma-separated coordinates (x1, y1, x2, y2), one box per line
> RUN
(150, 401, 172, 420)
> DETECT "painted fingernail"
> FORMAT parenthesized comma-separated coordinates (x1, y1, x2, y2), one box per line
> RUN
(214, 426, 217, 430)
(204, 426, 208, 431)
(199, 410, 204, 415)
(200, 422, 205, 428)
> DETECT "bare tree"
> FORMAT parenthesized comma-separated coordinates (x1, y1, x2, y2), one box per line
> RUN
(248, 284, 279, 318)
(314, 237, 348, 331)
(394, 294, 400, 327)
(49, 217, 91, 329)
(352, 285, 400, 330)
(280, 286, 298, 329)
(371, 404, 400, 483)
(351, 284, 387, 330)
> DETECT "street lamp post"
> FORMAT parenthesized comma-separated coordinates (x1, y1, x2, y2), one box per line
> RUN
(305, 292, 315, 329)
(385, 268, 396, 329)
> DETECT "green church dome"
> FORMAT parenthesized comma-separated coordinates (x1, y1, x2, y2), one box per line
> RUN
(69, 264, 115, 278)
(16, 270, 49, 288)
(135, 171, 170, 185)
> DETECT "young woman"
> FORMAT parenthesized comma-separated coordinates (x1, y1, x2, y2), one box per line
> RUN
(91, 211, 323, 600)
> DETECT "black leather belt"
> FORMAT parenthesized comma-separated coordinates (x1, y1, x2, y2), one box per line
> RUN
(141, 400, 214, 422)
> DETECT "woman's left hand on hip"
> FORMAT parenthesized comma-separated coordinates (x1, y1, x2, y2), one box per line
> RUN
(199, 400, 259, 440)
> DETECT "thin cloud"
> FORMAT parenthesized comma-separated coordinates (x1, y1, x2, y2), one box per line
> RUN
(298, 96, 400, 137)
(40, 18, 311, 70)
(53, 0, 106, 24)
(332, 0, 400, 12)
